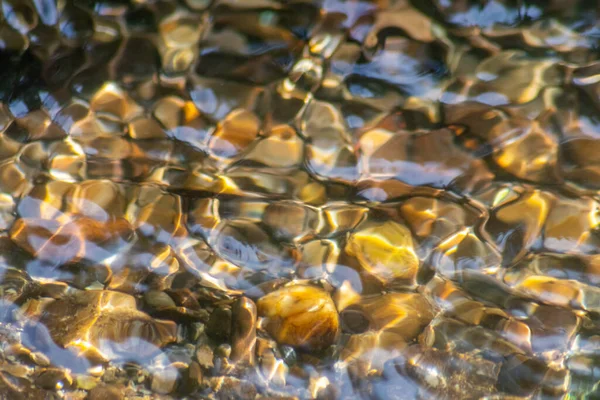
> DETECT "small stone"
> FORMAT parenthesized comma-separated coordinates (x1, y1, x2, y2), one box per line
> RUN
(34, 368, 73, 390)
(88, 384, 125, 400)
(346, 220, 419, 285)
(309, 376, 336, 400)
(151, 366, 179, 394)
(207, 376, 257, 400)
(87, 365, 104, 378)
(242, 124, 304, 168)
(0, 362, 31, 379)
(231, 296, 257, 364)
(75, 375, 97, 390)
(183, 361, 203, 393)
(206, 306, 232, 341)
(341, 293, 434, 340)
(209, 109, 260, 158)
(9, 216, 132, 265)
(259, 350, 288, 387)
(144, 290, 177, 310)
(216, 344, 232, 358)
(64, 390, 88, 400)
(33, 290, 177, 363)
(195, 344, 214, 369)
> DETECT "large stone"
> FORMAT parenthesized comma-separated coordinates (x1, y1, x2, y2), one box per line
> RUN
(257, 285, 339, 351)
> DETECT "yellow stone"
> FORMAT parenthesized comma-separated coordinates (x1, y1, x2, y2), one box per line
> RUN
(346, 220, 419, 284)
(257, 285, 339, 351)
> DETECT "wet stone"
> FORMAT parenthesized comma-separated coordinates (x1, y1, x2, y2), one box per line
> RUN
(230, 296, 257, 365)
(376, 345, 500, 400)
(209, 109, 261, 159)
(341, 293, 434, 341)
(206, 306, 232, 342)
(0, 370, 54, 400)
(257, 285, 339, 352)
(10, 216, 132, 266)
(0, 266, 38, 305)
(429, 229, 501, 278)
(345, 219, 419, 286)
(30, 290, 177, 365)
(241, 125, 304, 168)
(486, 189, 553, 264)
(206, 376, 258, 400)
(358, 128, 493, 191)
(339, 292, 435, 374)
(87, 384, 125, 400)
(34, 367, 72, 390)
(182, 360, 203, 394)
(195, 343, 214, 370)
(150, 366, 178, 395)
(262, 201, 319, 243)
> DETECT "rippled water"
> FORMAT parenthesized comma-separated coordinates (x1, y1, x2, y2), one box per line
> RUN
(1, 0, 600, 398)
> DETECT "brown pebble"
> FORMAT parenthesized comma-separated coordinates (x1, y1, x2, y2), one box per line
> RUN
(206, 306, 232, 341)
(181, 361, 203, 394)
(151, 367, 179, 394)
(196, 343, 214, 369)
(34, 368, 73, 390)
(230, 296, 257, 365)
(88, 384, 125, 400)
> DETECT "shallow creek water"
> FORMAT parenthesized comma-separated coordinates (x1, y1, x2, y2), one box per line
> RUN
(1, 0, 600, 399)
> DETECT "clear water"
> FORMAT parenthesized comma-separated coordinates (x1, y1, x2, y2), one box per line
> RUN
(1, 0, 600, 398)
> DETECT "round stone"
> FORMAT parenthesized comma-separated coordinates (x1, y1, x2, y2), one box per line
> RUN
(257, 285, 339, 351)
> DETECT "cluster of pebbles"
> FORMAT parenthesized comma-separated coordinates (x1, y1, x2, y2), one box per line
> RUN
(1, 0, 600, 398)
